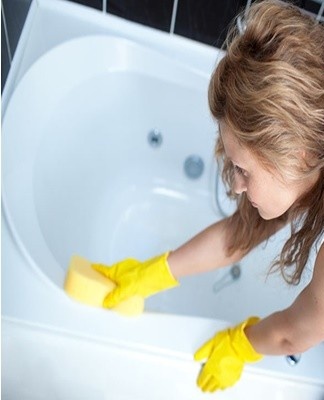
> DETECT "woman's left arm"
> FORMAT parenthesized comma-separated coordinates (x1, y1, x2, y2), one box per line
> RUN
(246, 243, 324, 355)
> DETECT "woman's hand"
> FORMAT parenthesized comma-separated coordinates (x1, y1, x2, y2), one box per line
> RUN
(92, 252, 179, 308)
(194, 317, 263, 392)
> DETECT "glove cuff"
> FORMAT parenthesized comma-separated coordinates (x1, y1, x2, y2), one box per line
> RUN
(142, 252, 179, 296)
(230, 316, 263, 362)
(163, 252, 180, 286)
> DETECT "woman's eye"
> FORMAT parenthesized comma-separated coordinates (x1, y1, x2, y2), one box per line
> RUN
(234, 165, 248, 177)
(234, 165, 243, 175)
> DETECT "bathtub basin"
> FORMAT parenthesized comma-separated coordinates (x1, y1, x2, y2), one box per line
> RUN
(2, 2, 324, 398)
(2, 34, 305, 322)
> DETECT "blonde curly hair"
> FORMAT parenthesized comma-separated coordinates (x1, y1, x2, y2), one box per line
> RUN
(209, 0, 324, 284)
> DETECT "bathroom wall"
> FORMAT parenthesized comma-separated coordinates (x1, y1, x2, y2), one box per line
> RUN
(2, 0, 33, 91)
(1, 0, 323, 92)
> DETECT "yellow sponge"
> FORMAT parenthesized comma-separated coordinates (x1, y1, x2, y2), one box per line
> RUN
(64, 255, 144, 316)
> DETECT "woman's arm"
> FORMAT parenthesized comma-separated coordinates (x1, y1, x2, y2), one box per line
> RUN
(168, 216, 284, 279)
(245, 243, 324, 355)
(168, 218, 244, 279)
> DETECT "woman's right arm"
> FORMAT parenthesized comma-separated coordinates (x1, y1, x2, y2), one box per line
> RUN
(168, 218, 248, 279)
(93, 214, 285, 307)
(168, 216, 286, 279)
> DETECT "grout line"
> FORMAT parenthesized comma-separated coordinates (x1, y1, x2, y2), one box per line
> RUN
(244, 0, 252, 18)
(1, 0, 12, 63)
(170, 0, 179, 34)
(316, 0, 324, 21)
(103, 0, 107, 13)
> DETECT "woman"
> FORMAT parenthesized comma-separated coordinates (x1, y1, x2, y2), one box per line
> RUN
(93, 0, 324, 392)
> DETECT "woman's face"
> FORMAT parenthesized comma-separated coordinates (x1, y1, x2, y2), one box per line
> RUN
(219, 121, 318, 220)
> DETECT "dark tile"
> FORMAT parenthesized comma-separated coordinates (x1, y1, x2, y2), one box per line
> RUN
(65, 0, 103, 11)
(175, 0, 246, 48)
(2, 0, 32, 57)
(107, 0, 174, 32)
(1, 10, 10, 92)
(292, 0, 322, 14)
(301, 0, 323, 17)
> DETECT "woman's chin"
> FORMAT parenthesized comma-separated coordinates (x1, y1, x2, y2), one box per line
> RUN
(258, 208, 287, 220)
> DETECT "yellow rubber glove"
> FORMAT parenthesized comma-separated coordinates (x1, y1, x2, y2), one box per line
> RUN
(92, 252, 179, 308)
(194, 317, 263, 392)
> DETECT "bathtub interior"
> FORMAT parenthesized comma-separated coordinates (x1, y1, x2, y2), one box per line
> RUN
(32, 69, 217, 266)
(3, 34, 305, 324)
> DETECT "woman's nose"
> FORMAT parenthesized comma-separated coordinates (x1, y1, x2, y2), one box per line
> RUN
(233, 175, 247, 195)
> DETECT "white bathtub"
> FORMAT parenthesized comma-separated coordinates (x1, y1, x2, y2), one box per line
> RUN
(2, 1, 324, 399)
